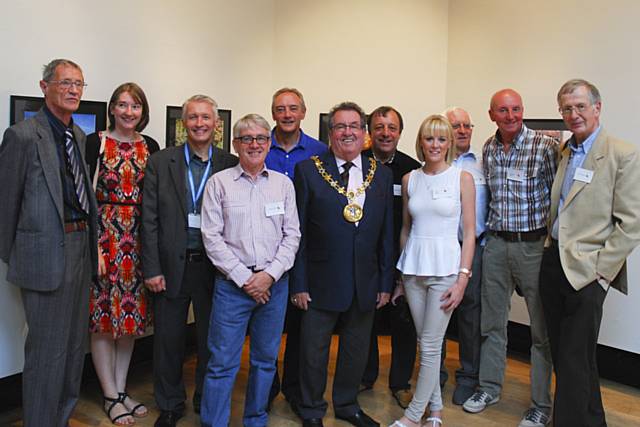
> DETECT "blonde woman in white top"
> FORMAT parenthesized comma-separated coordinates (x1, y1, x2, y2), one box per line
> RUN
(390, 115, 475, 427)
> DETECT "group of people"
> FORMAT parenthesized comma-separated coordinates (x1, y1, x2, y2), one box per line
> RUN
(0, 58, 638, 427)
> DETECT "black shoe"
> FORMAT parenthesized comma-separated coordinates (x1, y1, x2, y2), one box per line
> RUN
(303, 418, 324, 427)
(452, 384, 476, 405)
(336, 410, 380, 427)
(193, 392, 201, 414)
(154, 410, 184, 427)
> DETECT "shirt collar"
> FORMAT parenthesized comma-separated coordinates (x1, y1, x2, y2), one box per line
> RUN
(43, 104, 74, 135)
(232, 163, 269, 180)
(335, 154, 363, 171)
(270, 128, 307, 150)
(495, 124, 527, 149)
(456, 150, 478, 161)
(569, 125, 601, 155)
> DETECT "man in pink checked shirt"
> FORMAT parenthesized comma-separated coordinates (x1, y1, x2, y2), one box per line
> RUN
(199, 113, 301, 427)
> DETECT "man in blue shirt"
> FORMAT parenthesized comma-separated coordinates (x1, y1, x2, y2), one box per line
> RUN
(266, 88, 326, 414)
(440, 107, 488, 405)
(266, 88, 327, 179)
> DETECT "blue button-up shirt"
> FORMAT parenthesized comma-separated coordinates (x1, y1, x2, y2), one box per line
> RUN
(265, 128, 327, 179)
(551, 126, 600, 239)
(453, 150, 489, 243)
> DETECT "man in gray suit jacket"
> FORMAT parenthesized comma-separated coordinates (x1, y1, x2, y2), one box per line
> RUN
(540, 79, 640, 426)
(0, 59, 98, 427)
(142, 95, 238, 427)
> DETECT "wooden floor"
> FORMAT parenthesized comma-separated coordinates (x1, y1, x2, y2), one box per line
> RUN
(2, 336, 640, 426)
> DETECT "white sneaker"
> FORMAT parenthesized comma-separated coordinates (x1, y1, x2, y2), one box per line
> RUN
(518, 408, 550, 427)
(462, 391, 499, 413)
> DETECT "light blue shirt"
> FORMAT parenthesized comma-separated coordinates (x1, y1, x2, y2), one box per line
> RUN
(453, 150, 488, 244)
(551, 126, 601, 239)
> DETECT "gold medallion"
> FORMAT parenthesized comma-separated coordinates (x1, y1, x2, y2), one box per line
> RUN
(343, 203, 363, 222)
(312, 156, 377, 223)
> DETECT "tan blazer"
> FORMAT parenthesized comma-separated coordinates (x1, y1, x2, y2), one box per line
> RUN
(548, 129, 640, 294)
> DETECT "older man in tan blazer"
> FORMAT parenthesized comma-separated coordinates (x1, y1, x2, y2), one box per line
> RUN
(539, 79, 640, 427)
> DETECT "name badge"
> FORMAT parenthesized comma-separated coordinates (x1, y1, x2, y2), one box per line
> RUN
(265, 201, 285, 217)
(188, 213, 201, 229)
(432, 186, 453, 199)
(393, 184, 402, 197)
(507, 168, 526, 182)
(474, 175, 486, 185)
(574, 167, 593, 183)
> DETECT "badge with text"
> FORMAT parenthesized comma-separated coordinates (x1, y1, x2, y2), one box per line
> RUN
(265, 201, 285, 217)
(188, 213, 201, 229)
(573, 167, 594, 183)
(507, 168, 526, 182)
(474, 175, 486, 185)
(393, 184, 402, 196)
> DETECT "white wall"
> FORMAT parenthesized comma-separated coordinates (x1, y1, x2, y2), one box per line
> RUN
(446, 0, 640, 353)
(273, 0, 450, 155)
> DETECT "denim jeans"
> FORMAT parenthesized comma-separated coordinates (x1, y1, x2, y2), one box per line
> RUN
(201, 274, 288, 427)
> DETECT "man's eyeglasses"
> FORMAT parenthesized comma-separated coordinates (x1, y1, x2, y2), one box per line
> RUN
(451, 123, 474, 130)
(559, 104, 591, 116)
(331, 123, 363, 132)
(48, 79, 87, 89)
(235, 135, 270, 145)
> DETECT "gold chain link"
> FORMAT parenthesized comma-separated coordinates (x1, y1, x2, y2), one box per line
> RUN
(311, 156, 377, 202)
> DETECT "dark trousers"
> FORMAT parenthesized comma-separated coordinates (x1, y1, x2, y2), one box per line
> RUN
(270, 301, 303, 403)
(153, 256, 215, 412)
(20, 229, 91, 427)
(539, 243, 608, 427)
(299, 303, 375, 420)
(362, 297, 416, 391)
(440, 242, 483, 388)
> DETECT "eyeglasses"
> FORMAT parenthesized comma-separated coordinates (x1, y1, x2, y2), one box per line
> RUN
(114, 102, 143, 112)
(451, 123, 474, 130)
(559, 104, 591, 116)
(48, 79, 87, 89)
(331, 123, 363, 132)
(236, 135, 270, 145)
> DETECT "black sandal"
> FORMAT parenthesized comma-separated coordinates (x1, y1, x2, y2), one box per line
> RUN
(119, 391, 148, 418)
(104, 394, 133, 425)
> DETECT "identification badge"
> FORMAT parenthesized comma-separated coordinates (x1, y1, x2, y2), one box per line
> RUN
(188, 213, 201, 229)
(507, 168, 526, 182)
(574, 167, 593, 183)
(265, 201, 285, 217)
(393, 184, 402, 197)
(474, 175, 486, 185)
(432, 186, 453, 199)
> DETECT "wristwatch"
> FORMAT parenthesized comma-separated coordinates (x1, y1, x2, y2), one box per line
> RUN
(459, 267, 472, 278)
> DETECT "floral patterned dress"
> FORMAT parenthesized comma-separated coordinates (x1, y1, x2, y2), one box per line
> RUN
(89, 133, 151, 338)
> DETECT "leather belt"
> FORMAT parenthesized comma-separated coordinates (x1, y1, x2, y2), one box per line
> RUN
(64, 220, 88, 233)
(186, 249, 205, 263)
(247, 266, 263, 273)
(491, 228, 546, 242)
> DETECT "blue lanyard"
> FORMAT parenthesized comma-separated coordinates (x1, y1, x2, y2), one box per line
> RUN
(184, 144, 212, 214)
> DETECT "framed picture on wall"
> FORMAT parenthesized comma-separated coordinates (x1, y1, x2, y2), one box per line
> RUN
(165, 106, 231, 152)
(319, 112, 372, 149)
(524, 118, 572, 145)
(10, 95, 107, 135)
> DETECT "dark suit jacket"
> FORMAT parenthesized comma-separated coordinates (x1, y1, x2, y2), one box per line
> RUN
(0, 109, 98, 291)
(141, 144, 238, 298)
(290, 151, 394, 312)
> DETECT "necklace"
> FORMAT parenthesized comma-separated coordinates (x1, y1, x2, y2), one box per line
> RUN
(312, 156, 376, 222)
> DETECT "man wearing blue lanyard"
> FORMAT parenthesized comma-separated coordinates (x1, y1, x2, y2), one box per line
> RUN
(440, 107, 489, 405)
(142, 95, 238, 427)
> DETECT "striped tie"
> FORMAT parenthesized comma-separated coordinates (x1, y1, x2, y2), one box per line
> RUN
(64, 128, 89, 213)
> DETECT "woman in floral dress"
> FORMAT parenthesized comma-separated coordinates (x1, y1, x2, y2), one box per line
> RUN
(86, 82, 159, 425)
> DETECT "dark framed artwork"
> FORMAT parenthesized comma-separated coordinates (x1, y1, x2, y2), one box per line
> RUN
(524, 118, 572, 144)
(10, 95, 107, 135)
(165, 106, 231, 152)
